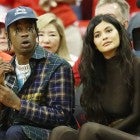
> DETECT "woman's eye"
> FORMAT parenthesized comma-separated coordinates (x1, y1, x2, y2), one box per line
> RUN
(38, 33, 43, 36)
(48, 33, 56, 37)
(106, 29, 112, 33)
(94, 34, 100, 38)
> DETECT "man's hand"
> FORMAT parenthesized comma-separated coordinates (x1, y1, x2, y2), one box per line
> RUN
(0, 59, 13, 85)
(0, 85, 21, 111)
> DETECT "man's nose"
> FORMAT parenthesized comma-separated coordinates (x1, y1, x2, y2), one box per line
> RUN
(20, 30, 29, 37)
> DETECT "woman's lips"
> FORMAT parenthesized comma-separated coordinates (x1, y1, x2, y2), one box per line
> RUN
(103, 41, 112, 47)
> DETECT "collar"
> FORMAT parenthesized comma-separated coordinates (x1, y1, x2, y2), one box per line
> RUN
(10, 45, 52, 65)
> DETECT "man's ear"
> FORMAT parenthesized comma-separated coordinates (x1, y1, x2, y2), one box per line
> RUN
(5, 30, 12, 48)
(36, 28, 39, 45)
(36, 28, 39, 37)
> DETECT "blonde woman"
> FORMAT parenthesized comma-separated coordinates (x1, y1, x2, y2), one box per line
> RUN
(37, 13, 77, 66)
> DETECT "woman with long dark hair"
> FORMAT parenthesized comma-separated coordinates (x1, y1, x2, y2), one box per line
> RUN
(50, 14, 140, 140)
(80, 14, 134, 126)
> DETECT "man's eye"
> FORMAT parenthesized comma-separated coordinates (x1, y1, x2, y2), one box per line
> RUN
(15, 28, 20, 33)
(27, 27, 34, 32)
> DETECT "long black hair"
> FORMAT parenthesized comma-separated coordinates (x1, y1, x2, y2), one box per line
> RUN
(79, 14, 134, 123)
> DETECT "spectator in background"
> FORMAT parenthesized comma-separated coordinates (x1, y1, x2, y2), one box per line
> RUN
(127, 12, 140, 40)
(37, 13, 77, 66)
(127, 12, 140, 56)
(91, 0, 138, 18)
(39, 0, 83, 57)
(0, 5, 9, 53)
(0, 6, 75, 140)
(0, 5, 12, 62)
(95, 0, 130, 29)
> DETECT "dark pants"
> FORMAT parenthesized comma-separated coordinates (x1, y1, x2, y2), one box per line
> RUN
(79, 122, 140, 140)
(50, 126, 78, 140)
(0, 125, 29, 140)
(50, 122, 140, 140)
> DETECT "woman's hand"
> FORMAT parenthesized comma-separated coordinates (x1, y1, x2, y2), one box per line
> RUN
(109, 119, 124, 127)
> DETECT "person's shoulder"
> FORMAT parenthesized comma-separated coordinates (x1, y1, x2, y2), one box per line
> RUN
(34, 46, 71, 67)
(44, 48, 71, 67)
(50, 53, 71, 67)
(133, 55, 140, 62)
(133, 55, 140, 68)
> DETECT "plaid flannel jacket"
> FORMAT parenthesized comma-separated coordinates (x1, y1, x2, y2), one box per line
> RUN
(2, 45, 75, 140)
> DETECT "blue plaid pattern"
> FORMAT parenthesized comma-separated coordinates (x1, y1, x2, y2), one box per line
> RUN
(3, 46, 75, 140)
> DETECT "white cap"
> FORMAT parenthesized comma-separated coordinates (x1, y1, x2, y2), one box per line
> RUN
(0, 5, 10, 24)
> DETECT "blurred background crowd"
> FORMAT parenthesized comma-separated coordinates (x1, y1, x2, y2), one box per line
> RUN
(0, 0, 140, 62)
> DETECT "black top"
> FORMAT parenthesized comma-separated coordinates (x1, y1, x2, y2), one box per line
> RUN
(99, 55, 140, 133)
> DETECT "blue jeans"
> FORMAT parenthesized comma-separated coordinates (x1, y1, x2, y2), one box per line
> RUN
(0, 125, 29, 140)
